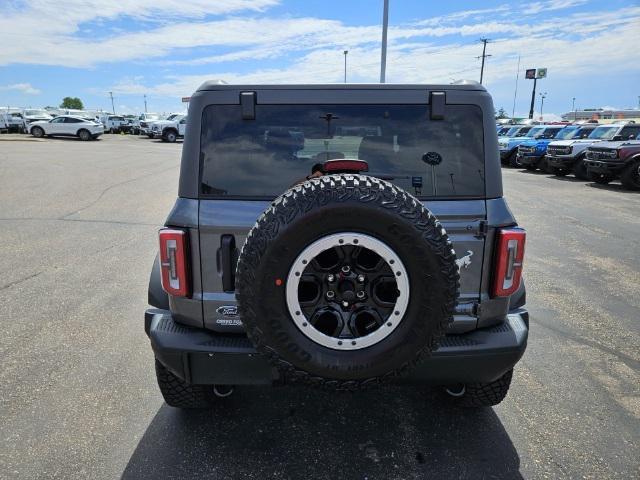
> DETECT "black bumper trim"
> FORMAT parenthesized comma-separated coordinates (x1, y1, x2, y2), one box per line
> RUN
(517, 154, 543, 166)
(546, 155, 576, 168)
(145, 308, 528, 386)
(584, 160, 625, 174)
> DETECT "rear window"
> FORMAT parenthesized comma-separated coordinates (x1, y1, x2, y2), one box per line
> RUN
(200, 104, 485, 199)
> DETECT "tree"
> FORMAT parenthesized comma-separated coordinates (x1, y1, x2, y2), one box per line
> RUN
(60, 97, 84, 110)
(495, 107, 509, 120)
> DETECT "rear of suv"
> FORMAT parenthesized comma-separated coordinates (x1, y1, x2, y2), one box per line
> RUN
(145, 84, 528, 409)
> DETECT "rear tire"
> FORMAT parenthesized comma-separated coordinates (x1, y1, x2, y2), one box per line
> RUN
(78, 129, 91, 141)
(620, 159, 640, 190)
(445, 369, 513, 408)
(31, 126, 44, 138)
(154, 360, 216, 408)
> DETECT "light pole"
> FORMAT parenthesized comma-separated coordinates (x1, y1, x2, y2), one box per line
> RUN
(539, 92, 547, 121)
(108, 91, 115, 114)
(144, 94, 148, 113)
(343, 50, 348, 83)
(572, 97, 576, 121)
(380, 0, 389, 83)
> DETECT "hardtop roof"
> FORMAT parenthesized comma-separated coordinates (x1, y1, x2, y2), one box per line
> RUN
(195, 82, 487, 92)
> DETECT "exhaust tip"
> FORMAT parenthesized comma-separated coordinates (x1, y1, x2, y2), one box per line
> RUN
(213, 385, 234, 398)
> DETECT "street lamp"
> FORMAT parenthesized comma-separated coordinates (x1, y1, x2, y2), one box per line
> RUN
(343, 50, 348, 83)
(539, 92, 547, 121)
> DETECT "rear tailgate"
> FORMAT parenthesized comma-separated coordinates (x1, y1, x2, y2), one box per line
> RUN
(198, 198, 485, 334)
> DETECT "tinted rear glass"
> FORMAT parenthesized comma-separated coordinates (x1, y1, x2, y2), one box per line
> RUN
(200, 104, 485, 199)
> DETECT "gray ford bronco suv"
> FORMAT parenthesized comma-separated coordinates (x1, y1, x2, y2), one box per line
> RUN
(145, 83, 528, 408)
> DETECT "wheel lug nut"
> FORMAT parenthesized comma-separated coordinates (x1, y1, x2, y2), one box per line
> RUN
(341, 265, 351, 274)
(327, 274, 335, 283)
(356, 291, 366, 299)
(357, 274, 365, 283)
(326, 291, 335, 299)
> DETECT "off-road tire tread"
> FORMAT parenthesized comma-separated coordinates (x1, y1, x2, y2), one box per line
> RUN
(457, 369, 513, 407)
(154, 360, 215, 408)
(236, 174, 459, 391)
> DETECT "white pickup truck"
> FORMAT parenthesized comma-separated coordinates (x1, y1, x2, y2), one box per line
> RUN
(96, 114, 128, 133)
(148, 114, 187, 142)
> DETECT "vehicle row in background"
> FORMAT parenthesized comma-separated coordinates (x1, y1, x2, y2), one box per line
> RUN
(498, 121, 640, 190)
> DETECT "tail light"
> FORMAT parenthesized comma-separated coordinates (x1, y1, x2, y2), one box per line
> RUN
(492, 228, 526, 297)
(158, 228, 190, 297)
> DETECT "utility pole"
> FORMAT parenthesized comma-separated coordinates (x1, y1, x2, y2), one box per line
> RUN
(144, 94, 148, 113)
(572, 97, 576, 121)
(512, 54, 520, 118)
(380, 0, 389, 83)
(108, 91, 115, 114)
(343, 50, 348, 83)
(477, 38, 492, 84)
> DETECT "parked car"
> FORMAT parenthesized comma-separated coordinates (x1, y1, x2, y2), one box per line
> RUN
(145, 83, 528, 409)
(148, 114, 186, 140)
(144, 113, 183, 138)
(546, 122, 640, 179)
(498, 125, 548, 167)
(584, 140, 640, 189)
(160, 116, 187, 142)
(21, 109, 53, 133)
(28, 115, 103, 140)
(132, 113, 161, 135)
(517, 124, 597, 172)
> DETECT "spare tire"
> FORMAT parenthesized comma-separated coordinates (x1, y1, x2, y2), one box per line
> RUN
(236, 174, 459, 389)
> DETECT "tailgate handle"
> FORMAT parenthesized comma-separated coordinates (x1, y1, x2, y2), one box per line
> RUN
(220, 234, 237, 292)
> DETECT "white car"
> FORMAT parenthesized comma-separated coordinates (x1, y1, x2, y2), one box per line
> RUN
(29, 115, 103, 141)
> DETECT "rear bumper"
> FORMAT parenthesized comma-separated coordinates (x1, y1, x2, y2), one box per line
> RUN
(546, 155, 576, 168)
(146, 308, 529, 386)
(584, 159, 625, 174)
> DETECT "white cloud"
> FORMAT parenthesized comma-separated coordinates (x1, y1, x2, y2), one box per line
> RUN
(104, 5, 640, 99)
(0, 83, 42, 95)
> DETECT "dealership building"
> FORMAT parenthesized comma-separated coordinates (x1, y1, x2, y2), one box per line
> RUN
(561, 108, 640, 123)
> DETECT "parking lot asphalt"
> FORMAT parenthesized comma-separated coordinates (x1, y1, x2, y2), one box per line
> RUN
(1, 135, 638, 479)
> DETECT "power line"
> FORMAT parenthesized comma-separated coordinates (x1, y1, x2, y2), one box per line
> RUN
(476, 38, 492, 84)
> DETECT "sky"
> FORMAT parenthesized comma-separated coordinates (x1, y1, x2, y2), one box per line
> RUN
(1, 0, 639, 118)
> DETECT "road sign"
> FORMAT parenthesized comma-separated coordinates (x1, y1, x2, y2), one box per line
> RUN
(525, 69, 536, 79)
(536, 68, 547, 79)
(181, 97, 191, 103)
